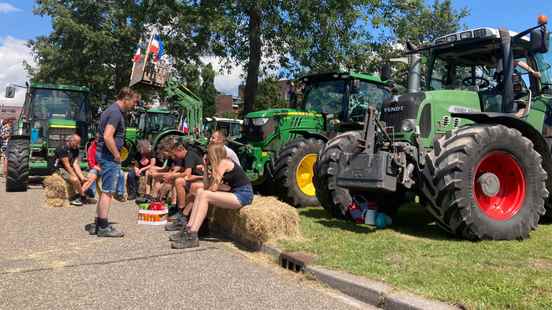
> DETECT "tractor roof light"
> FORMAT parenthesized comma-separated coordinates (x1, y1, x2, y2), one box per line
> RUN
(538, 15, 548, 25)
(446, 34, 457, 42)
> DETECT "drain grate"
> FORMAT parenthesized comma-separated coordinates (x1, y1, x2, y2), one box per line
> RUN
(279, 252, 315, 273)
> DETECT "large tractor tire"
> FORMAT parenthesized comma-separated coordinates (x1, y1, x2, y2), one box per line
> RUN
(422, 125, 547, 240)
(6, 138, 30, 192)
(314, 132, 361, 218)
(314, 131, 407, 219)
(274, 138, 324, 207)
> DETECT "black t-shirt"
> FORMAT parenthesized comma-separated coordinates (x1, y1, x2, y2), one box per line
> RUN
(54, 144, 80, 169)
(97, 103, 125, 156)
(183, 151, 203, 176)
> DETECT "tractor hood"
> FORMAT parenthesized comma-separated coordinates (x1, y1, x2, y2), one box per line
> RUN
(246, 108, 318, 119)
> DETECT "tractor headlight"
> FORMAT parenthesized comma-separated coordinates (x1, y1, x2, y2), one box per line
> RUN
(400, 119, 416, 132)
(252, 117, 270, 126)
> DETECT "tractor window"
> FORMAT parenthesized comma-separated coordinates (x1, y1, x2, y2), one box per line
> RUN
(145, 113, 177, 133)
(348, 81, 390, 121)
(430, 56, 493, 91)
(536, 47, 552, 94)
(303, 80, 346, 115)
(30, 89, 88, 121)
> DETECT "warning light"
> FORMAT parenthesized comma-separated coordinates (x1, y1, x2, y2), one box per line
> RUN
(538, 15, 548, 25)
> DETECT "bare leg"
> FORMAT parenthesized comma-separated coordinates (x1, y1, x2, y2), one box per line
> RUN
(97, 192, 112, 218)
(183, 182, 203, 216)
(68, 175, 84, 196)
(187, 189, 242, 232)
(174, 177, 187, 210)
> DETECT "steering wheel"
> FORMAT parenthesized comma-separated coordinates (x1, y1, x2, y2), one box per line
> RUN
(462, 76, 490, 89)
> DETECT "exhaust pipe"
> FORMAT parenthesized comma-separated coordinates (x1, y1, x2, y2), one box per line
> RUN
(407, 53, 421, 93)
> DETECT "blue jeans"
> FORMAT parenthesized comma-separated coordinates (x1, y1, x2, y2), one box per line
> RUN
(233, 184, 254, 206)
(117, 170, 125, 196)
(97, 153, 121, 194)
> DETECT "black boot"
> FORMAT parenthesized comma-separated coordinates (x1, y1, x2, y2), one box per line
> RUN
(171, 231, 199, 249)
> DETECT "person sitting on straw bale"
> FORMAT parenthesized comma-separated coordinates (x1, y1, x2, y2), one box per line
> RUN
(167, 131, 237, 229)
(149, 140, 184, 204)
(54, 134, 88, 206)
(170, 143, 253, 249)
(164, 138, 204, 232)
(81, 134, 100, 199)
(127, 139, 156, 200)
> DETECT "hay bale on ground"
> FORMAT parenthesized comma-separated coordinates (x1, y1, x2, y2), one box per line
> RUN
(211, 195, 301, 249)
(43, 174, 71, 208)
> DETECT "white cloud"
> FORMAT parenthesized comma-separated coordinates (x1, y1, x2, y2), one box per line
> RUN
(0, 36, 35, 107)
(0, 3, 21, 14)
(201, 56, 244, 97)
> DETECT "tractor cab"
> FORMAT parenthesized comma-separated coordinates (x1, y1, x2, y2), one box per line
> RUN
(203, 117, 243, 140)
(426, 26, 551, 117)
(300, 72, 391, 125)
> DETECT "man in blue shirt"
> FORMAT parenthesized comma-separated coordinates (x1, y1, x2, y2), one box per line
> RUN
(87, 87, 139, 237)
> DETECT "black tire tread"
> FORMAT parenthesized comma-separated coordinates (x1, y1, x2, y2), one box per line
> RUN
(6, 138, 30, 192)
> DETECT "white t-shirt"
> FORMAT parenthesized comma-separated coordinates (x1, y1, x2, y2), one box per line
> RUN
(225, 145, 241, 166)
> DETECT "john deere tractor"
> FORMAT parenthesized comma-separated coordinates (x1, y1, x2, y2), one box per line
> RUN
(4, 83, 91, 192)
(239, 72, 390, 207)
(120, 79, 204, 165)
(314, 18, 552, 240)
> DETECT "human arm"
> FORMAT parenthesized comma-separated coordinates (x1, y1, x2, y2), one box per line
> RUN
(72, 157, 87, 182)
(515, 61, 541, 79)
(208, 160, 230, 192)
(103, 124, 120, 162)
(61, 157, 78, 178)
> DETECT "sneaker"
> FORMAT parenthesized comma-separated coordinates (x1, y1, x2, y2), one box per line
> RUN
(169, 229, 189, 242)
(165, 216, 187, 231)
(114, 194, 127, 202)
(171, 232, 199, 249)
(167, 210, 183, 222)
(84, 223, 96, 235)
(97, 225, 124, 238)
(70, 197, 83, 206)
(127, 194, 137, 201)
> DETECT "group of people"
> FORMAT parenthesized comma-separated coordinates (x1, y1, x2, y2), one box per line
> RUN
(54, 87, 253, 248)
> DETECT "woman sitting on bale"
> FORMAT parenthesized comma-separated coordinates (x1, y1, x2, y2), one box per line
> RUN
(171, 143, 253, 249)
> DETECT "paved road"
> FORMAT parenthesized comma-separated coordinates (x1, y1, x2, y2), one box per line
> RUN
(0, 178, 374, 310)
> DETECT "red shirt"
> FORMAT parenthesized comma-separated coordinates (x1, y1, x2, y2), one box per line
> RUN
(87, 140, 97, 169)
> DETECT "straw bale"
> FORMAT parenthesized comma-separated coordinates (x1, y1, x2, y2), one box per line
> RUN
(211, 195, 301, 248)
(43, 174, 72, 208)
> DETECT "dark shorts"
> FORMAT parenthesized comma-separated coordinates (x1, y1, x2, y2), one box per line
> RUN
(232, 184, 254, 206)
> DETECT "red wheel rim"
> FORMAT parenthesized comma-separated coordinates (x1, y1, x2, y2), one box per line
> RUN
(473, 151, 526, 221)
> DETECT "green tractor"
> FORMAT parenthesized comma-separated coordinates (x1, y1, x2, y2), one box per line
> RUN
(314, 18, 552, 240)
(121, 80, 204, 164)
(4, 83, 91, 192)
(203, 117, 243, 140)
(239, 72, 391, 207)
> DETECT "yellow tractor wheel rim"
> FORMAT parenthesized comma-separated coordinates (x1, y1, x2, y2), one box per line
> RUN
(295, 153, 317, 197)
(120, 146, 129, 161)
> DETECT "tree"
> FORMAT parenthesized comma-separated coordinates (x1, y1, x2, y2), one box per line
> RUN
(199, 63, 218, 117)
(26, 0, 206, 108)
(255, 77, 289, 110)
(190, 0, 385, 114)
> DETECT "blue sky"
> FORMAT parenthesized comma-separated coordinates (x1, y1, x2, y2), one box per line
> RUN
(1, 0, 552, 103)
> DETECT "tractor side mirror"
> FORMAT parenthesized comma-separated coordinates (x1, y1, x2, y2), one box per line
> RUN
(5, 86, 15, 98)
(530, 29, 549, 53)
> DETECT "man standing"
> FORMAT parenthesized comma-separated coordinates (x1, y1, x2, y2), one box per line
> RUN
(88, 87, 139, 237)
(55, 134, 87, 206)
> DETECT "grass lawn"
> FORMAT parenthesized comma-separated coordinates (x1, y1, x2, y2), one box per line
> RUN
(278, 205, 552, 309)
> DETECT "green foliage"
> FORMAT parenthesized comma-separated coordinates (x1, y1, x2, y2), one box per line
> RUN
(26, 0, 206, 109)
(199, 63, 218, 117)
(255, 77, 289, 110)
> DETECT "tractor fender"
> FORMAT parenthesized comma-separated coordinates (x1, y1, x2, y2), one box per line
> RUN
(452, 112, 551, 160)
(287, 130, 328, 143)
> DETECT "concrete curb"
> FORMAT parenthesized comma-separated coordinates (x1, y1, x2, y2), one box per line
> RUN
(259, 244, 458, 310)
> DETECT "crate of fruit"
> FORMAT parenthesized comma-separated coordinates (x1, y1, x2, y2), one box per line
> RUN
(137, 202, 168, 225)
